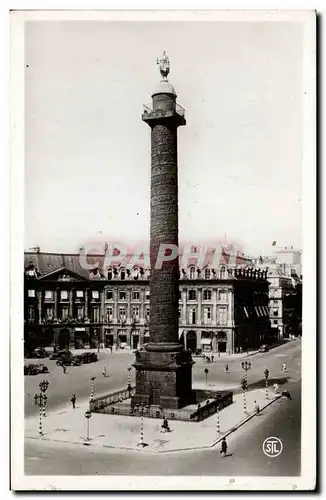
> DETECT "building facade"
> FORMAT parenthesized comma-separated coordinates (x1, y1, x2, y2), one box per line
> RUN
(24, 251, 272, 354)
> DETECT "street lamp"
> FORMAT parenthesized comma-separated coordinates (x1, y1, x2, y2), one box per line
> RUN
(216, 402, 221, 437)
(90, 376, 96, 402)
(135, 403, 149, 447)
(264, 368, 270, 400)
(204, 368, 209, 388)
(37, 380, 49, 436)
(84, 410, 92, 441)
(240, 377, 248, 414)
(241, 360, 252, 386)
(127, 366, 132, 397)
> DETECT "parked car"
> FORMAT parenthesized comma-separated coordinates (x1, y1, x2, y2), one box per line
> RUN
(50, 349, 72, 360)
(34, 348, 49, 358)
(78, 352, 98, 364)
(24, 364, 38, 375)
(24, 363, 49, 375)
(35, 363, 49, 373)
(259, 344, 269, 352)
(25, 350, 47, 359)
(71, 355, 83, 366)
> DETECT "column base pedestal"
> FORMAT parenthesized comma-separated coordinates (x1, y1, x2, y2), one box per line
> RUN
(131, 346, 196, 410)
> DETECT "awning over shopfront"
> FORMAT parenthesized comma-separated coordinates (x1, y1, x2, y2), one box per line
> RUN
(200, 338, 212, 345)
(178, 328, 184, 339)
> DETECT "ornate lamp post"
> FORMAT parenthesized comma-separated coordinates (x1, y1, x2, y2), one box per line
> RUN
(37, 380, 49, 436)
(134, 403, 150, 447)
(84, 410, 92, 441)
(90, 376, 96, 402)
(127, 366, 133, 397)
(240, 377, 248, 414)
(204, 368, 209, 388)
(241, 360, 252, 386)
(264, 368, 270, 400)
(216, 402, 221, 437)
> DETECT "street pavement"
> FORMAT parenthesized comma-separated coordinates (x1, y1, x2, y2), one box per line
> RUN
(25, 387, 280, 452)
(24, 340, 301, 476)
(25, 380, 301, 476)
(25, 339, 301, 417)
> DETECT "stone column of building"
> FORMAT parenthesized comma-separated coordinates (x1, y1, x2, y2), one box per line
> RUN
(100, 289, 105, 346)
(182, 287, 187, 324)
(140, 289, 145, 324)
(212, 288, 217, 326)
(197, 288, 202, 326)
(37, 290, 43, 324)
(54, 287, 59, 320)
(132, 53, 195, 409)
(69, 289, 74, 318)
(84, 289, 89, 319)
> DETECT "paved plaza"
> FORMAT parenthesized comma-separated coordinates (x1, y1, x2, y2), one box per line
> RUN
(25, 387, 281, 453)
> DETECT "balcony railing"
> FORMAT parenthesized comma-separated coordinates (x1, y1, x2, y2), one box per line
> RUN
(143, 102, 185, 118)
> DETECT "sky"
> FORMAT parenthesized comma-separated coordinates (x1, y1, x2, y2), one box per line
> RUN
(25, 19, 303, 257)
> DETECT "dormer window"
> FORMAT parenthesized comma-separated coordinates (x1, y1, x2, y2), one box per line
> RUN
(27, 289, 35, 298)
(133, 268, 139, 279)
(189, 267, 196, 280)
(45, 290, 54, 300)
(120, 268, 126, 280)
(204, 268, 211, 279)
(76, 290, 84, 299)
(107, 268, 113, 280)
(220, 266, 227, 279)
(60, 290, 68, 300)
(92, 290, 99, 300)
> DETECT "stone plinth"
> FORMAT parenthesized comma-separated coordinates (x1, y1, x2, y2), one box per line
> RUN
(131, 348, 196, 409)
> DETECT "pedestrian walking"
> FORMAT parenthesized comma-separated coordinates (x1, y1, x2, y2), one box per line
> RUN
(71, 394, 76, 409)
(102, 365, 108, 377)
(127, 383, 132, 398)
(225, 364, 229, 373)
(253, 400, 260, 414)
(34, 394, 38, 406)
(211, 353, 214, 363)
(282, 361, 287, 372)
(63, 365, 67, 375)
(220, 437, 227, 458)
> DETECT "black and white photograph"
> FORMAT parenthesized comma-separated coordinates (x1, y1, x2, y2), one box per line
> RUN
(10, 9, 316, 491)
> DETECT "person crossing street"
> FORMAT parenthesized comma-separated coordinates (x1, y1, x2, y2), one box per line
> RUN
(220, 437, 227, 458)
(71, 394, 76, 409)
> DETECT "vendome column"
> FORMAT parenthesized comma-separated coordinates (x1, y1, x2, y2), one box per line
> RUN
(132, 52, 195, 409)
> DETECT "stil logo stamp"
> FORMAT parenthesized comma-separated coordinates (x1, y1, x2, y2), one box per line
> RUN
(262, 437, 283, 458)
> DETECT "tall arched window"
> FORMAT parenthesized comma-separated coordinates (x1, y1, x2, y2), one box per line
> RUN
(107, 268, 113, 280)
(220, 266, 227, 279)
(120, 268, 126, 280)
(189, 267, 196, 280)
(204, 267, 211, 279)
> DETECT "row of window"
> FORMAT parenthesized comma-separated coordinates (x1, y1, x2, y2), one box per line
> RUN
(27, 289, 228, 302)
(27, 289, 101, 300)
(27, 304, 228, 325)
(180, 306, 228, 325)
(106, 266, 228, 281)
